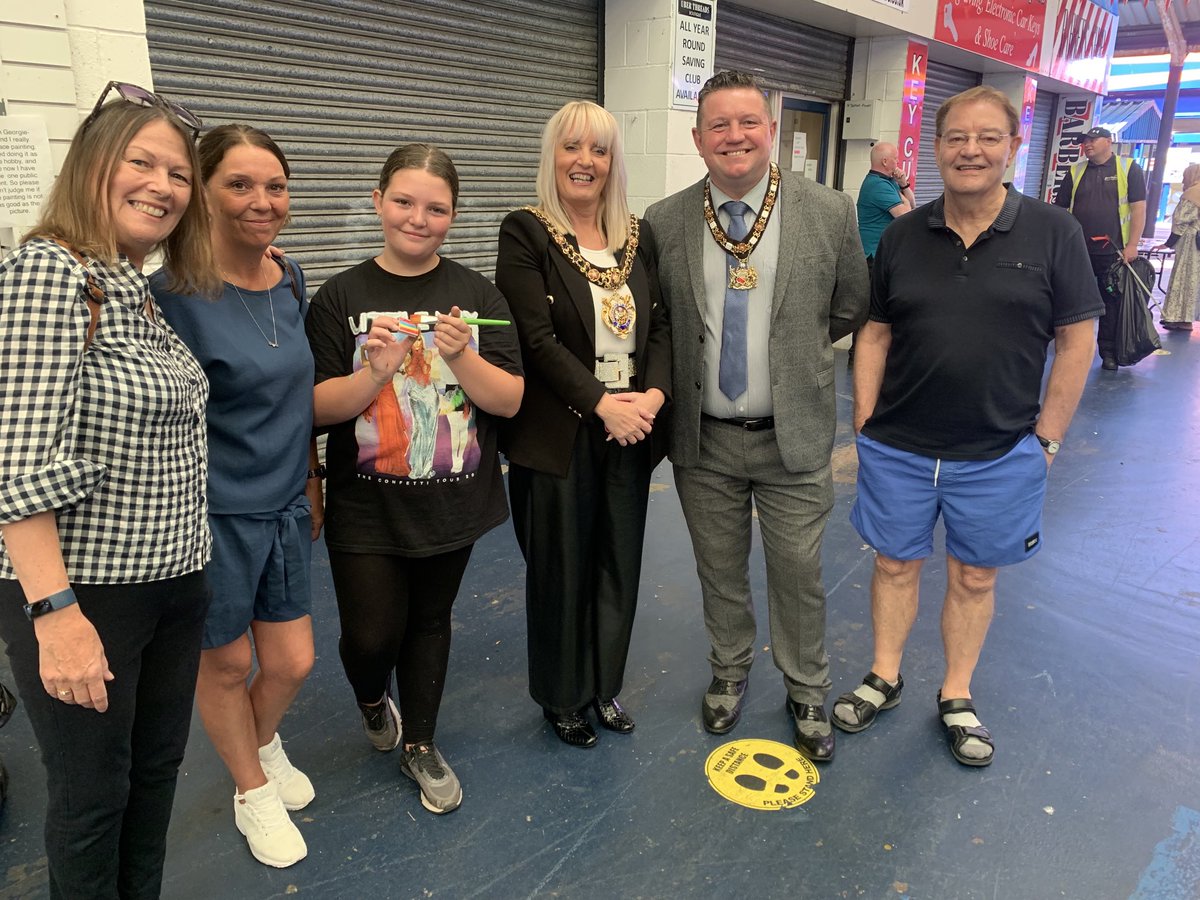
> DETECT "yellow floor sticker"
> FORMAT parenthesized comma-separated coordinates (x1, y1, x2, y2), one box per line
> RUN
(704, 739, 820, 811)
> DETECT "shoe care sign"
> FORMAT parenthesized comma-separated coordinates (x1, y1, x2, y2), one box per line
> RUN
(933, 0, 1047, 73)
(704, 740, 819, 810)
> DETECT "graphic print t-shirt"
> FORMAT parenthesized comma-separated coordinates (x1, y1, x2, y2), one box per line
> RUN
(306, 257, 522, 556)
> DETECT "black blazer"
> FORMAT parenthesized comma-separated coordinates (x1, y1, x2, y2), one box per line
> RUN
(495, 209, 672, 477)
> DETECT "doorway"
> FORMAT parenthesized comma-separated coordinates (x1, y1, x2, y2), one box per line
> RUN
(777, 98, 832, 184)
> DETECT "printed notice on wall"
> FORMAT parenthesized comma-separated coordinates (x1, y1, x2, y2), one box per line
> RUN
(672, 0, 716, 111)
(0, 118, 53, 228)
(791, 132, 807, 173)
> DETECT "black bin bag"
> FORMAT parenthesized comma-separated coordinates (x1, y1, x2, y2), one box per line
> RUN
(1106, 257, 1161, 367)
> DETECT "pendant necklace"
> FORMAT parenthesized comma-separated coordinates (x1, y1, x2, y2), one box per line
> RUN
(523, 207, 640, 340)
(702, 162, 781, 291)
(228, 271, 279, 348)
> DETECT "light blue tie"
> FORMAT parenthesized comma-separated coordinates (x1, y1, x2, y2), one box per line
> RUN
(719, 200, 752, 401)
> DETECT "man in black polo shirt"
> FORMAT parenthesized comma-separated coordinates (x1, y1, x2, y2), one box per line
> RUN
(1054, 126, 1147, 369)
(834, 86, 1102, 767)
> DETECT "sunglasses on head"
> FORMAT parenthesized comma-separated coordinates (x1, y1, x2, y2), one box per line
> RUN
(82, 81, 203, 141)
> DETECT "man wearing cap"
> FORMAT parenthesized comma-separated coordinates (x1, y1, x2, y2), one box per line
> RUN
(645, 70, 867, 762)
(1054, 126, 1147, 370)
(851, 142, 917, 367)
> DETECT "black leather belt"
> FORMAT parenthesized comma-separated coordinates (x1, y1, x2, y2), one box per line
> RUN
(703, 414, 775, 431)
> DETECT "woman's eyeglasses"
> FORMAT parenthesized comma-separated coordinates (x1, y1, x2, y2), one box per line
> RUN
(81, 81, 203, 141)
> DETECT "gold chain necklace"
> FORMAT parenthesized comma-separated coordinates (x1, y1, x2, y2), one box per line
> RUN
(523, 207, 640, 289)
(524, 207, 640, 340)
(703, 163, 781, 291)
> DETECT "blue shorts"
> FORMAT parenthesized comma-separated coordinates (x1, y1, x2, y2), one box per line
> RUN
(204, 501, 313, 649)
(851, 432, 1048, 568)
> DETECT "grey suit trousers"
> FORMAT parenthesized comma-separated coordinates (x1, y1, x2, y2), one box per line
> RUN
(674, 416, 833, 706)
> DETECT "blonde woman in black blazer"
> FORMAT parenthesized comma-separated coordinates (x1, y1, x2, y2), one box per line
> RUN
(496, 101, 671, 748)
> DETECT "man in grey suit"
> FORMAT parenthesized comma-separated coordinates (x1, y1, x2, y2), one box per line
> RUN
(645, 70, 868, 762)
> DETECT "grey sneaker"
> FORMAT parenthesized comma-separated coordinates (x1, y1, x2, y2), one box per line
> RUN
(359, 695, 401, 752)
(400, 743, 462, 814)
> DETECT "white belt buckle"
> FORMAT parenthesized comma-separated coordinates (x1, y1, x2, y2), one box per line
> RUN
(595, 353, 634, 390)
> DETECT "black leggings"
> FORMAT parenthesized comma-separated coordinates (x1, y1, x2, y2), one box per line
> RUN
(328, 547, 472, 745)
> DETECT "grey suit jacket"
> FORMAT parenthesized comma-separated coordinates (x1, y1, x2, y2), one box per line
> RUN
(645, 171, 868, 473)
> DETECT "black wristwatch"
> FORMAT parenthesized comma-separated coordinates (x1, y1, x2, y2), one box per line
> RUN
(23, 588, 78, 621)
(307, 465, 327, 480)
(1036, 435, 1061, 455)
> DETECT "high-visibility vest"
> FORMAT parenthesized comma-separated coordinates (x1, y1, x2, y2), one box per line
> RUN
(1069, 156, 1134, 246)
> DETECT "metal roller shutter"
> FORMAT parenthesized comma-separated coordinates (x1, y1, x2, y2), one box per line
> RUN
(1023, 88, 1058, 198)
(145, 0, 599, 286)
(913, 61, 981, 207)
(714, 1, 850, 101)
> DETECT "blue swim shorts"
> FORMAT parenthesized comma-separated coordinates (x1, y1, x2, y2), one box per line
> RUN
(204, 500, 313, 649)
(850, 432, 1048, 568)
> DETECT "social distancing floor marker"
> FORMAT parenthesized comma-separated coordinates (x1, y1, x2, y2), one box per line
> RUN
(704, 739, 819, 811)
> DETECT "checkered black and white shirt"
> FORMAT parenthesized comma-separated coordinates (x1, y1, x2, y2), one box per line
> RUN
(0, 239, 211, 584)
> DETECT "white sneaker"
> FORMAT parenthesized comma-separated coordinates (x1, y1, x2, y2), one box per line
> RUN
(233, 781, 307, 868)
(258, 732, 315, 810)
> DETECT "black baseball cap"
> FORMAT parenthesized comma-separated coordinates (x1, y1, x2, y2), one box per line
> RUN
(1081, 127, 1113, 141)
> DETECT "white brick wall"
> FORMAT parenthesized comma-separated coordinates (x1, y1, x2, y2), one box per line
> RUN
(606, 0, 706, 214)
(0, 0, 151, 244)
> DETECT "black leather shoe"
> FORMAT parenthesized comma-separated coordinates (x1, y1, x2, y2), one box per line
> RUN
(544, 709, 597, 748)
(1102, 356, 1118, 371)
(593, 698, 635, 733)
(702, 677, 748, 734)
(787, 700, 835, 763)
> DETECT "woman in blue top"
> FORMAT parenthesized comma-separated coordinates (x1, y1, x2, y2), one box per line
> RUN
(153, 125, 319, 869)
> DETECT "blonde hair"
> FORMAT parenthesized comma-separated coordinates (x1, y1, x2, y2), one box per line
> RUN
(534, 101, 630, 252)
(24, 101, 218, 296)
(1183, 163, 1200, 192)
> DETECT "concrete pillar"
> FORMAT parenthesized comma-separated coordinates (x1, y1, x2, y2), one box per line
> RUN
(982, 72, 1035, 187)
(843, 36, 914, 204)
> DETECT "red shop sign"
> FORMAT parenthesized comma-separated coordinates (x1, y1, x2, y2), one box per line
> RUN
(934, 0, 1048, 72)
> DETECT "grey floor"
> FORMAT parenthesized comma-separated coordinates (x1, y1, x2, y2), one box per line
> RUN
(1, 321, 1198, 900)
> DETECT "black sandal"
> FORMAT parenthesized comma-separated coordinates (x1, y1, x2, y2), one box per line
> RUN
(937, 693, 994, 767)
(831, 672, 903, 733)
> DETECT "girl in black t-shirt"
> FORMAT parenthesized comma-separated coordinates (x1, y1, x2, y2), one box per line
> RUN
(306, 145, 523, 815)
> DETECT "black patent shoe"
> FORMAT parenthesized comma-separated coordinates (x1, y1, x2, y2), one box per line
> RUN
(593, 698, 635, 733)
(544, 709, 598, 748)
(787, 699, 836, 763)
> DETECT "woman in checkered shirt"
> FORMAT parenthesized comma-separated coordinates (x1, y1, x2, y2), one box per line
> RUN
(0, 85, 217, 898)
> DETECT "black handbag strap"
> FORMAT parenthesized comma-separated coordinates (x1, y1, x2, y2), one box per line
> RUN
(275, 254, 304, 307)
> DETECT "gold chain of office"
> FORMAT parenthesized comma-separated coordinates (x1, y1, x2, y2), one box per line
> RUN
(702, 162, 780, 261)
(522, 207, 640, 290)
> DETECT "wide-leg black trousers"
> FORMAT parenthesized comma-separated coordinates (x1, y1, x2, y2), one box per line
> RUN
(508, 423, 653, 715)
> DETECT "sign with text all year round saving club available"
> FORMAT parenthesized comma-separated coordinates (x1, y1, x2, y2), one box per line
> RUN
(672, 0, 716, 111)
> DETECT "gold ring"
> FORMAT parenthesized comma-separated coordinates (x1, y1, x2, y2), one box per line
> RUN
(57, 689, 72, 697)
